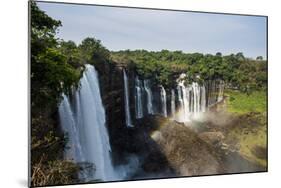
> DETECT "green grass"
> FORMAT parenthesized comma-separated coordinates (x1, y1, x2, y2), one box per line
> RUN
(225, 113, 267, 167)
(225, 90, 267, 114)
(224, 89, 267, 167)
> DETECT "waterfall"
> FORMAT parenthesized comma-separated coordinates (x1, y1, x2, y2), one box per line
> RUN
(200, 85, 206, 112)
(135, 76, 143, 119)
(177, 81, 190, 122)
(192, 82, 200, 118)
(177, 85, 184, 121)
(123, 70, 133, 127)
(182, 85, 190, 122)
(144, 80, 153, 114)
(174, 73, 212, 121)
(160, 85, 167, 117)
(59, 94, 85, 163)
(171, 89, 176, 119)
(59, 65, 118, 182)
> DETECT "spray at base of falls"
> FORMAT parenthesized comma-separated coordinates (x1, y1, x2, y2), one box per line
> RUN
(59, 65, 138, 182)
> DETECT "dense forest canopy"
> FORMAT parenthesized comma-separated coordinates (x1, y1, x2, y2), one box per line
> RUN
(111, 50, 267, 91)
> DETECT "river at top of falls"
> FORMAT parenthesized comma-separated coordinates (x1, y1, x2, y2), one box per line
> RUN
(59, 65, 119, 182)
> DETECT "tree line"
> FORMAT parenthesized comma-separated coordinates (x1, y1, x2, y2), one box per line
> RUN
(111, 50, 267, 92)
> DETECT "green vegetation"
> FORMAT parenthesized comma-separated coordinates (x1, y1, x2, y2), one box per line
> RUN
(223, 86, 267, 168)
(31, 2, 112, 186)
(111, 50, 267, 90)
(226, 90, 266, 114)
(224, 90, 267, 167)
(225, 112, 267, 167)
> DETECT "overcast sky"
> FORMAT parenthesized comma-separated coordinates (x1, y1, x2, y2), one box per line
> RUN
(38, 2, 267, 59)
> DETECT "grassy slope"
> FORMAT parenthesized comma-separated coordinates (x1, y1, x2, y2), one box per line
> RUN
(224, 90, 267, 168)
(225, 90, 266, 114)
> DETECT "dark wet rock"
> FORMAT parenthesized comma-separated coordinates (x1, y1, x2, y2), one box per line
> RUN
(152, 121, 223, 176)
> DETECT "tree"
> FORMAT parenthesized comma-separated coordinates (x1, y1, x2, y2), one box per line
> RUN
(78, 37, 110, 64)
(236, 52, 245, 61)
(59, 40, 81, 68)
(256, 56, 263, 61)
(216, 52, 222, 57)
(31, 2, 80, 110)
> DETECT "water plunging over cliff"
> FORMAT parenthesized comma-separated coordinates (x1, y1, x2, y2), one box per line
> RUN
(171, 89, 176, 119)
(160, 85, 167, 117)
(200, 84, 206, 112)
(135, 76, 144, 119)
(123, 70, 133, 127)
(175, 74, 209, 121)
(144, 80, 153, 114)
(131, 73, 224, 122)
(59, 65, 118, 182)
(177, 80, 190, 122)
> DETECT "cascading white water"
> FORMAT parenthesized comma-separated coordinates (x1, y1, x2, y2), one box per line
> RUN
(59, 94, 85, 163)
(123, 70, 133, 127)
(174, 74, 210, 122)
(59, 65, 118, 182)
(135, 76, 143, 119)
(179, 82, 190, 122)
(176, 74, 190, 121)
(144, 80, 153, 114)
(192, 82, 201, 118)
(160, 85, 167, 117)
(200, 85, 206, 112)
(171, 89, 176, 119)
(177, 85, 184, 121)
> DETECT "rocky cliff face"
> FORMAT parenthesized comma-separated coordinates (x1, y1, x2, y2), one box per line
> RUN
(94, 60, 226, 176)
(94, 61, 176, 176)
